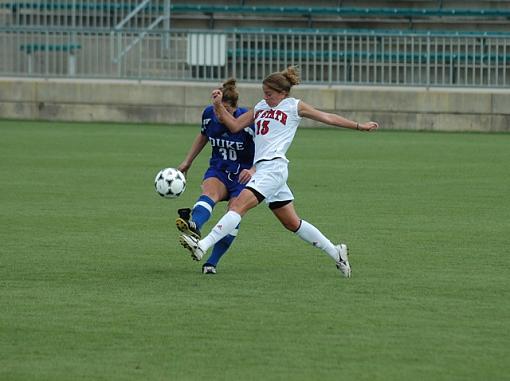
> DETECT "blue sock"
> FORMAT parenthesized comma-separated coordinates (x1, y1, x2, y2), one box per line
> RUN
(206, 225, 239, 266)
(191, 195, 215, 230)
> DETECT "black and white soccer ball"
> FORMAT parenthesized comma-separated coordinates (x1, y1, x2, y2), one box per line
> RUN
(154, 167, 186, 199)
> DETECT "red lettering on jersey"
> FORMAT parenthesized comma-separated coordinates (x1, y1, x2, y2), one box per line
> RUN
(256, 109, 288, 126)
(276, 110, 287, 125)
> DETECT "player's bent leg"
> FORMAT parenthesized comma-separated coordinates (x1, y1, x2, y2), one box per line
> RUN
(197, 189, 258, 254)
(196, 211, 241, 254)
(175, 178, 226, 241)
(193, 177, 228, 228)
(179, 234, 205, 261)
(295, 219, 344, 260)
(272, 203, 351, 278)
(189, 195, 215, 230)
(229, 187, 262, 216)
(269, 201, 300, 231)
(176, 208, 201, 239)
(203, 226, 239, 274)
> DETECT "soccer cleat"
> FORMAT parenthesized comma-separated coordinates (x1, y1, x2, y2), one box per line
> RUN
(179, 234, 205, 261)
(335, 244, 351, 278)
(177, 208, 192, 220)
(202, 263, 217, 275)
(176, 208, 201, 239)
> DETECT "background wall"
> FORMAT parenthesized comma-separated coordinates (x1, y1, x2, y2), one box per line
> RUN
(1, 77, 509, 132)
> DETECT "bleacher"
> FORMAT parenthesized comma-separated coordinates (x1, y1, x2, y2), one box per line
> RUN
(1, 0, 510, 32)
(168, 2, 510, 32)
(0, 0, 508, 86)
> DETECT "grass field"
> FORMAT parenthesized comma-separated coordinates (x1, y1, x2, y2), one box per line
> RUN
(1, 120, 509, 381)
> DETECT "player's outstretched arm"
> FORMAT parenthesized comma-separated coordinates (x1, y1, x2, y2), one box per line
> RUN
(178, 133, 208, 174)
(211, 89, 255, 133)
(298, 100, 379, 132)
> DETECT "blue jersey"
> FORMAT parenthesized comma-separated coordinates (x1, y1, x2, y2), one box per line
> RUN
(201, 105, 255, 198)
(201, 105, 255, 175)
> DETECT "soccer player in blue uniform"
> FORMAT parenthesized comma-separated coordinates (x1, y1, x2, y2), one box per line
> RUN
(176, 79, 255, 274)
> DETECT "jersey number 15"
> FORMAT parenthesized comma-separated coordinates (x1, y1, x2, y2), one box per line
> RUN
(256, 120, 270, 135)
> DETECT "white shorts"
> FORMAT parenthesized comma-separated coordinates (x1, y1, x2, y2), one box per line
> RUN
(246, 158, 294, 204)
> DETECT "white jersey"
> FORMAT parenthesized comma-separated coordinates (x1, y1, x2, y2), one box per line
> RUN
(252, 97, 301, 163)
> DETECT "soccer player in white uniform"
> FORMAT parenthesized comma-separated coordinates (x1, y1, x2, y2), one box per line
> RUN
(179, 66, 379, 278)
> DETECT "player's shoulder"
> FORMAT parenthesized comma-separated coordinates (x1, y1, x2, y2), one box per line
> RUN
(203, 104, 215, 116)
(266, 97, 300, 114)
(201, 105, 217, 133)
(284, 97, 300, 106)
(234, 106, 251, 117)
(254, 99, 268, 111)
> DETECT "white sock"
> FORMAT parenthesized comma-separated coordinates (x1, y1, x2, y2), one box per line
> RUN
(199, 211, 242, 252)
(295, 220, 338, 261)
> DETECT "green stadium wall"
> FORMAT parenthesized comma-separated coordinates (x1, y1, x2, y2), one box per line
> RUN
(0, 78, 509, 132)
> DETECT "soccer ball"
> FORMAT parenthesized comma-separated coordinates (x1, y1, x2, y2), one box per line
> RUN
(154, 167, 186, 198)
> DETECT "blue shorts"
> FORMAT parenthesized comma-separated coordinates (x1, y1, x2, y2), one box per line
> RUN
(203, 167, 246, 199)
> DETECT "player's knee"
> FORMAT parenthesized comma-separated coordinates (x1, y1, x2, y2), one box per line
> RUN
(228, 199, 245, 215)
(229, 193, 257, 215)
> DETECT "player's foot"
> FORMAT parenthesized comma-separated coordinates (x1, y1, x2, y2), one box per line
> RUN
(176, 208, 201, 239)
(335, 244, 351, 278)
(202, 263, 217, 275)
(179, 234, 205, 261)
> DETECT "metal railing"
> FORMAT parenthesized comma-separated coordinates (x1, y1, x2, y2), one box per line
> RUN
(0, 0, 171, 29)
(1, 27, 509, 87)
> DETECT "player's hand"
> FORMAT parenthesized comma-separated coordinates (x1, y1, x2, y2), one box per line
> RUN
(358, 121, 379, 132)
(238, 168, 254, 184)
(211, 89, 223, 105)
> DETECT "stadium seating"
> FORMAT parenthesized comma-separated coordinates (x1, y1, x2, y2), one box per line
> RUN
(20, 43, 81, 54)
(227, 46, 510, 64)
(168, 4, 510, 17)
(1, 1, 509, 31)
(1, 1, 508, 85)
(168, 2, 510, 32)
(18, 42, 81, 75)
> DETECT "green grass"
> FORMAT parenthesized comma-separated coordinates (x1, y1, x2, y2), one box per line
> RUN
(1, 120, 509, 381)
